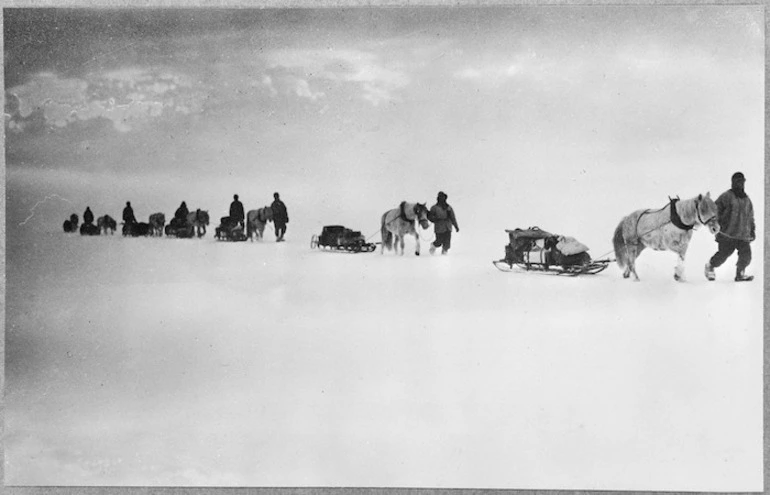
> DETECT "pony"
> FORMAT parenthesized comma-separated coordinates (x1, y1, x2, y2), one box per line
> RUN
(148, 212, 165, 236)
(187, 209, 209, 238)
(246, 207, 273, 241)
(97, 215, 117, 235)
(380, 201, 431, 256)
(612, 193, 720, 281)
(63, 213, 79, 233)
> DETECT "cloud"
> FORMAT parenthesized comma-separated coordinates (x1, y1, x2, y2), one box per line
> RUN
(5, 68, 207, 133)
(287, 76, 325, 101)
(263, 48, 409, 106)
(453, 49, 560, 87)
(259, 75, 278, 97)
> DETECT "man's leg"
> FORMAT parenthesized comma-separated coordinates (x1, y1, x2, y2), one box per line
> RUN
(709, 237, 737, 267)
(441, 231, 452, 254)
(735, 240, 752, 280)
(706, 236, 736, 280)
(430, 232, 439, 255)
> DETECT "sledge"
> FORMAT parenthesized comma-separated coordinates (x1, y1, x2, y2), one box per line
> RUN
(215, 216, 247, 242)
(164, 218, 195, 238)
(493, 226, 612, 276)
(310, 225, 377, 253)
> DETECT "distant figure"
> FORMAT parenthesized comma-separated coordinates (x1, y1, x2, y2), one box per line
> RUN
(173, 201, 189, 227)
(83, 207, 94, 225)
(229, 194, 245, 229)
(271, 192, 289, 242)
(705, 172, 756, 282)
(428, 191, 459, 255)
(122, 201, 137, 226)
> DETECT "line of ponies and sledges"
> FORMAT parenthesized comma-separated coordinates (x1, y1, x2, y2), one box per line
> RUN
(61, 192, 721, 282)
(62, 205, 278, 241)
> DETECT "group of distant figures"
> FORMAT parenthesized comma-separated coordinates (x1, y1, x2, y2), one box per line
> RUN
(62, 192, 290, 242)
(62, 208, 117, 236)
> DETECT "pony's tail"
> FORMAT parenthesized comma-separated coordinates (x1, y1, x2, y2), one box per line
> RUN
(381, 213, 393, 250)
(612, 222, 627, 269)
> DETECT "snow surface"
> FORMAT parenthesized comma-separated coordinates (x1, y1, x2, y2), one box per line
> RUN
(4, 196, 764, 490)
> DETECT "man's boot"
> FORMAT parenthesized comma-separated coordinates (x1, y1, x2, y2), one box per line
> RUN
(735, 269, 754, 282)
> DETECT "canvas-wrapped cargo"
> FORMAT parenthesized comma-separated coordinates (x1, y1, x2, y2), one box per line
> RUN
(495, 226, 609, 275)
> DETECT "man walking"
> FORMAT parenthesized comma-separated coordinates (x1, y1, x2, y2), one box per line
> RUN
(271, 192, 289, 242)
(428, 191, 459, 255)
(705, 172, 756, 282)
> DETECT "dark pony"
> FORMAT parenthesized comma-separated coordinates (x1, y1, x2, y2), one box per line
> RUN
(97, 215, 117, 235)
(63, 213, 79, 233)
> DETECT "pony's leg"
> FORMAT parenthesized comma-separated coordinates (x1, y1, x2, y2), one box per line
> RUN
(673, 245, 688, 282)
(414, 231, 420, 256)
(398, 235, 405, 255)
(624, 244, 640, 281)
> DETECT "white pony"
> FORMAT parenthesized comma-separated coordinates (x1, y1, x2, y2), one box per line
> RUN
(246, 207, 273, 241)
(380, 201, 431, 256)
(613, 193, 720, 281)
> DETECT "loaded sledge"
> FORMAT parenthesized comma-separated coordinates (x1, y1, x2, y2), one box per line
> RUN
(165, 218, 195, 238)
(493, 226, 612, 276)
(311, 225, 377, 253)
(215, 216, 247, 242)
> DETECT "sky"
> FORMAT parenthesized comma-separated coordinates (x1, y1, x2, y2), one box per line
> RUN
(3, 4, 766, 489)
(4, 5, 764, 250)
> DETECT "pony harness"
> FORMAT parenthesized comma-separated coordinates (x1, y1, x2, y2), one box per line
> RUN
(669, 198, 694, 231)
(399, 202, 413, 223)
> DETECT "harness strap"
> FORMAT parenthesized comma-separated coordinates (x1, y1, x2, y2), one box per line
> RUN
(399, 202, 413, 223)
(669, 198, 694, 231)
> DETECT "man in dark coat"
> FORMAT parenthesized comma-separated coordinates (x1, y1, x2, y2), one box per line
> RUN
(428, 191, 459, 255)
(83, 206, 94, 225)
(271, 192, 289, 242)
(122, 201, 137, 226)
(174, 201, 189, 226)
(705, 172, 756, 281)
(229, 194, 245, 229)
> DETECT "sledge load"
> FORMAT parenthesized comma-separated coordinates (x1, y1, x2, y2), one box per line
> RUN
(493, 226, 611, 276)
(311, 225, 377, 253)
(215, 216, 248, 242)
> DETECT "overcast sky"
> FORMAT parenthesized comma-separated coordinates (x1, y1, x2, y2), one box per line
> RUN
(5, 5, 764, 248)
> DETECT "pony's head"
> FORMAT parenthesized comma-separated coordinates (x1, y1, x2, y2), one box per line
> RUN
(696, 192, 720, 235)
(198, 210, 210, 225)
(414, 203, 430, 229)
